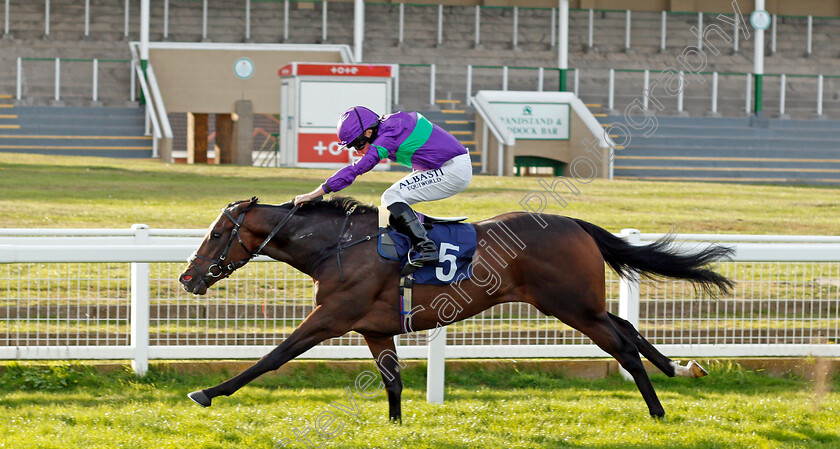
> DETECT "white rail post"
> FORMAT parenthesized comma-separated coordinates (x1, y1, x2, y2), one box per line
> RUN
(512, 6, 518, 48)
(283, 0, 289, 41)
(54, 58, 60, 101)
(745, 72, 752, 114)
(321, 0, 327, 42)
(92, 59, 98, 103)
(398, 3, 404, 45)
(429, 63, 436, 106)
(163, 0, 169, 39)
(642, 69, 649, 110)
(15, 56, 21, 100)
(502, 65, 508, 91)
(245, 0, 251, 40)
(131, 224, 150, 376)
(353, 0, 363, 61)
(817, 74, 824, 117)
(84, 0, 90, 37)
(711, 71, 719, 114)
(497, 141, 503, 176)
(618, 228, 641, 381)
(697, 12, 703, 51)
(550, 7, 556, 47)
(660, 10, 666, 51)
(130, 59, 136, 102)
(426, 326, 446, 404)
(677, 70, 685, 113)
(537, 67, 544, 92)
(437, 4, 443, 46)
(779, 74, 786, 116)
(806, 15, 813, 56)
(4, 0, 9, 36)
(145, 102, 150, 136)
(732, 11, 739, 52)
(481, 122, 488, 172)
(201, 0, 208, 40)
(393, 64, 399, 106)
(44, 0, 50, 36)
(465, 64, 472, 106)
(608, 68, 615, 111)
(124, 0, 130, 38)
(587, 9, 594, 49)
(770, 14, 776, 54)
(473, 5, 480, 47)
(624, 9, 631, 50)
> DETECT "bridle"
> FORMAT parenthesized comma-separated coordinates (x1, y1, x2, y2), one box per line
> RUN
(186, 202, 301, 287)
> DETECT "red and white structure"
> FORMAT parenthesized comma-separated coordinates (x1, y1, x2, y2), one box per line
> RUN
(278, 62, 397, 169)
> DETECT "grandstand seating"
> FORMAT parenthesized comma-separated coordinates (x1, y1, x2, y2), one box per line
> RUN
(0, 106, 151, 158)
(602, 115, 840, 183)
(4, 2, 840, 116)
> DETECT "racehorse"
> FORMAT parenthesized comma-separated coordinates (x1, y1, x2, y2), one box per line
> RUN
(179, 196, 733, 420)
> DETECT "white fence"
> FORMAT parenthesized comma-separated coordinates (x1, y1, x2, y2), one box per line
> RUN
(1, 227, 839, 377)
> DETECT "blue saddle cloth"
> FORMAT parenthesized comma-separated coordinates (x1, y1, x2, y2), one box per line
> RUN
(378, 223, 477, 285)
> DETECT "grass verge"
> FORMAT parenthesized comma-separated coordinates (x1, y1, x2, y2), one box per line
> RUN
(0, 361, 837, 449)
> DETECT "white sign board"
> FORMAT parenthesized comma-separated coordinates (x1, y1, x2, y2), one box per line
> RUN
(298, 80, 389, 128)
(488, 102, 571, 140)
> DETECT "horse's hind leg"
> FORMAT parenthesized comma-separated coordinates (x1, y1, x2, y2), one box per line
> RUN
(578, 313, 666, 417)
(363, 335, 404, 423)
(608, 313, 708, 378)
(188, 305, 349, 407)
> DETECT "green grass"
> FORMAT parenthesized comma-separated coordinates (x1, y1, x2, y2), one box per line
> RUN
(0, 361, 838, 449)
(1, 153, 838, 234)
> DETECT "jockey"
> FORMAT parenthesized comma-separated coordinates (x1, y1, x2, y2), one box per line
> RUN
(294, 106, 472, 268)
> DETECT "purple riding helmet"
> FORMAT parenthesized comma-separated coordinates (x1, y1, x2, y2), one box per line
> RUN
(337, 106, 380, 149)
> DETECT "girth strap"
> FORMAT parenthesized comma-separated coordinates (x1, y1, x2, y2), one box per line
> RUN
(399, 276, 414, 334)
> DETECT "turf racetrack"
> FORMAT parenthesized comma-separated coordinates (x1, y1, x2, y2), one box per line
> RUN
(0, 361, 838, 449)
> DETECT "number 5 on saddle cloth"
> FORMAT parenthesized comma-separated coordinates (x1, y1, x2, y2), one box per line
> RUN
(376, 207, 477, 285)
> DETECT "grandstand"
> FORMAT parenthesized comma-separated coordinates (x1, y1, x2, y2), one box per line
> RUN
(1, 0, 840, 182)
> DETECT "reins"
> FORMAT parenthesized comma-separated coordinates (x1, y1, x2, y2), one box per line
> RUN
(335, 204, 389, 282)
(191, 200, 386, 285)
(188, 202, 301, 285)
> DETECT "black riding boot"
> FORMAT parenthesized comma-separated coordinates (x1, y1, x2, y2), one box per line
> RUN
(387, 202, 438, 267)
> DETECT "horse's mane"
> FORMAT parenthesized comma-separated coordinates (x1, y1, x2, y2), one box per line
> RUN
(248, 196, 378, 215)
(314, 196, 378, 214)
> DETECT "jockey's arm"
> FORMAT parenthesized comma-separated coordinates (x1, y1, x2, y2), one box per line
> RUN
(322, 146, 385, 191)
(294, 186, 326, 205)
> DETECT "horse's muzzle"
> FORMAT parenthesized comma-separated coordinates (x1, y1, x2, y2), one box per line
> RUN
(179, 272, 208, 295)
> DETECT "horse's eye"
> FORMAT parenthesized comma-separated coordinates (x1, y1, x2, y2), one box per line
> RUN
(211, 232, 221, 239)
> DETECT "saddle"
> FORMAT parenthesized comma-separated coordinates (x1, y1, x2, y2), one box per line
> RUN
(377, 206, 477, 282)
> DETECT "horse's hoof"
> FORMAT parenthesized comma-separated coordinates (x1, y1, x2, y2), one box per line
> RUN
(687, 360, 708, 378)
(650, 411, 665, 420)
(389, 416, 402, 425)
(188, 390, 212, 407)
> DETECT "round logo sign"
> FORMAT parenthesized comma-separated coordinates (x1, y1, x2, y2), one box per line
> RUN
(750, 10, 771, 31)
(233, 57, 255, 79)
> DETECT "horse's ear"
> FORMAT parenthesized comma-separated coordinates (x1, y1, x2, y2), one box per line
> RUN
(250, 196, 259, 204)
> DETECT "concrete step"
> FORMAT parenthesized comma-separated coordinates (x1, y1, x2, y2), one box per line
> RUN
(0, 105, 151, 158)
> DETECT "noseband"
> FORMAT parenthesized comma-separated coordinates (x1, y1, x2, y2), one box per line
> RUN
(186, 202, 301, 286)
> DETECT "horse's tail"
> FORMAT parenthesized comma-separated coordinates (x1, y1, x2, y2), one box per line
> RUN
(570, 218, 735, 297)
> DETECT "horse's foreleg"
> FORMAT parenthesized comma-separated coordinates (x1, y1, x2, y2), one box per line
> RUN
(188, 305, 349, 407)
(608, 313, 708, 379)
(362, 335, 404, 423)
